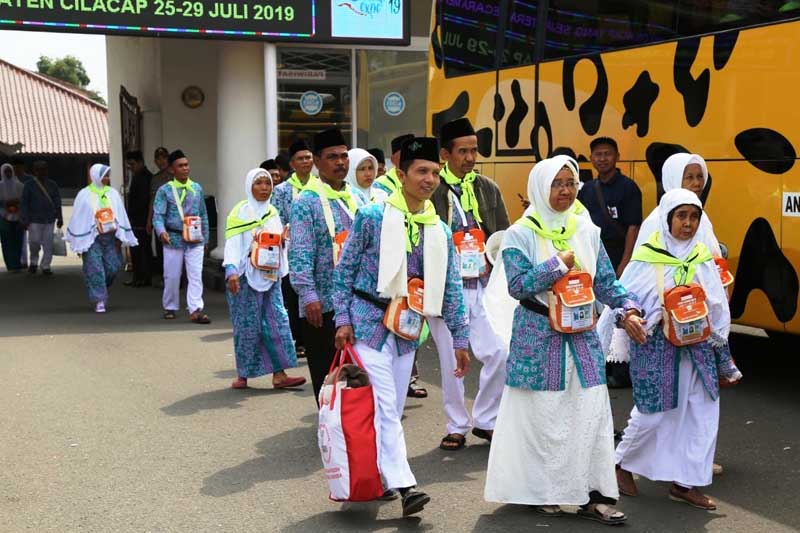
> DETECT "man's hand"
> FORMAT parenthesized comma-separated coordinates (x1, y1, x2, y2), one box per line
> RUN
(159, 232, 170, 244)
(305, 301, 323, 328)
(616, 260, 630, 279)
(454, 349, 470, 378)
(557, 250, 575, 270)
(622, 311, 647, 345)
(335, 326, 355, 349)
(227, 274, 240, 295)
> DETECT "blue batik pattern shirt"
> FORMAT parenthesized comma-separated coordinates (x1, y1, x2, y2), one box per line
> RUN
(152, 180, 209, 249)
(288, 188, 354, 317)
(333, 203, 469, 354)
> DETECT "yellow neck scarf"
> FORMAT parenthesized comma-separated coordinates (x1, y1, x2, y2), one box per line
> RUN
(441, 164, 481, 223)
(385, 190, 439, 252)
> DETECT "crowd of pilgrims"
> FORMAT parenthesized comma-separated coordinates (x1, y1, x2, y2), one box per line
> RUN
(5, 116, 745, 523)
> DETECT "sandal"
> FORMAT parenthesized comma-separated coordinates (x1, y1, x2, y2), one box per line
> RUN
(190, 312, 211, 324)
(669, 485, 717, 510)
(295, 346, 306, 359)
(577, 503, 627, 526)
(273, 376, 307, 389)
(407, 382, 428, 398)
(163, 310, 176, 320)
(534, 505, 564, 517)
(471, 428, 493, 443)
(439, 433, 466, 451)
(231, 377, 248, 389)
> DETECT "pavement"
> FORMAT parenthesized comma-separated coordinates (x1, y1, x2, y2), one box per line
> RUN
(1, 257, 799, 532)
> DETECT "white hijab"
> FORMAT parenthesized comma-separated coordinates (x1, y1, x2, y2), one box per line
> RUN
(0, 163, 24, 219)
(223, 168, 286, 292)
(486, 157, 601, 347)
(345, 148, 378, 207)
(66, 163, 138, 254)
(635, 152, 720, 255)
(599, 189, 730, 361)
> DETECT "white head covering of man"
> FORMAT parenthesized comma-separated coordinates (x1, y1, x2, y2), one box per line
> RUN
(345, 148, 378, 206)
(634, 152, 720, 255)
(598, 188, 730, 361)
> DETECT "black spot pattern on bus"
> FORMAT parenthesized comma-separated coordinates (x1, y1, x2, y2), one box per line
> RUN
(734, 128, 796, 174)
(431, 91, 469, 139)
(673, 37, 710, 127)
(622, 71, 659, 137)
(731, 217, 799, 323)
(530, 101, 553, 161)
(506, 80, 529, 148)
(562, 56, 608, 136)
(431, 1, 443, 69)
(493, 93, 506, 122)
(476, 127, 493, 157)
(713, 31, 739, 71)
(644, 142, 712, 203)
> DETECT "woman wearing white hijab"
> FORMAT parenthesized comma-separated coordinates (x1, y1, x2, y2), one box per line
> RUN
(634, 153, 721, 255)
(345, 148, 379, 207)
(0, 163, 25, 272)
(484, 157, 645, 526)
(66, 164, 138, 312)
(223, 168, 306, 390)
(598, 189, 742, 510)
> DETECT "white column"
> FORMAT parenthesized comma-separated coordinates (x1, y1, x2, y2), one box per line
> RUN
(264, 43, 279, 158)
(211, 41, 267, 259)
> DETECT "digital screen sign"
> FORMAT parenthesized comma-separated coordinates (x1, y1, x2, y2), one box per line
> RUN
(0, 0, 409, 43)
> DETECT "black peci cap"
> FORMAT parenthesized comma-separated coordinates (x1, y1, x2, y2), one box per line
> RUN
(440, 118, 476, 145)
(313, 129, 348, 154)
(400, 137, 439, 165)
(168, 149, 187, 165)
(390, 134, 415, 154)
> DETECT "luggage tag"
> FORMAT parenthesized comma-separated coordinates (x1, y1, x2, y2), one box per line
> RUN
(95, 207, 117, 234)
(183, 216, 203, 243)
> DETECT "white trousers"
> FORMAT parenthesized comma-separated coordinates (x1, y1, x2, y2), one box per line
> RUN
(28, 222, 54, 269)
(162, 245, 205, 313)
(428, 283, 508, 435)
(354, 339, 417, 490)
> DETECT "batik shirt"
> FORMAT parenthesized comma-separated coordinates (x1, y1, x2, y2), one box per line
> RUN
(288, 188, 355, 317)
(152, 180, 209, 249)
(503, 225, 639, 391)
(333, 203, 468, 353)
(272, 174, 318, 223)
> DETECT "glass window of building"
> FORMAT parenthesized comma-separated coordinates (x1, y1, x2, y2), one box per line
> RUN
(440, 0, 502, 76)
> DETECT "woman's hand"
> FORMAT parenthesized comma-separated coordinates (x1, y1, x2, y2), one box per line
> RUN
(622, 310, 647, 344)
(227, 274, 240, 295)
(557, 250, 575, 270)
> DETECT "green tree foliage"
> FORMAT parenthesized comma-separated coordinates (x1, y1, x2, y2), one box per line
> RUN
(36, 55, 106, 106)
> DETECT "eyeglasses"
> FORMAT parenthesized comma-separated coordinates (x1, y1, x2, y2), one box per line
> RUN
(550, 180, 579, 190)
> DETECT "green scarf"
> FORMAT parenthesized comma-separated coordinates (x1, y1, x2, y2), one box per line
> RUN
(385, 190, 440, 252)
(171, 178, 195, 205)
(306, 180, 358, 213)
(88, 183, 111, 208)
(288, 173, 317, 192)
(441, 164, 482, 223)
(631, 232, 713, 285)
(375, 167, 401, 194)
(224, 200, 278, 239)
(516, 211, 580, 267)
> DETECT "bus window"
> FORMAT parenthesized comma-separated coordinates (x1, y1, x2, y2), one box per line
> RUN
(440, 0, 501, 77)
(543, 1, 678, 60)
(502, 1, 538, 68)
(676, 0, 800, 36)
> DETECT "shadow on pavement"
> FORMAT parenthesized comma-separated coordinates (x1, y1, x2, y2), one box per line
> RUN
(161, 387, 307, 417)
(201, 413, 319, 497)
(410, 444, 491, 486)
(282, 510, 432, 533)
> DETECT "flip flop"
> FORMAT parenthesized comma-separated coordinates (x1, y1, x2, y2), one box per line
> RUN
(577, 503, 627, 526)
(407, 383, 428, 398)
(274, 376, 306, 389)
(190, 312, 211, 324)
(534, 505, 565, 517)
(163, 310, 176, 320)
(231, 378, 248, 389)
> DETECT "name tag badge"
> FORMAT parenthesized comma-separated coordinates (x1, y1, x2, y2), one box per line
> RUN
(607, 206, 619, 219)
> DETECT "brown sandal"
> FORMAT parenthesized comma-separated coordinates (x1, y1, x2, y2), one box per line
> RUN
(190, 312, 211, 324)
(669, 485, 717, 510)
(439, 433, 466, 451)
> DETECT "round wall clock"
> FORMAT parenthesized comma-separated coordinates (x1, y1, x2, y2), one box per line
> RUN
(182, 86, 205, 109)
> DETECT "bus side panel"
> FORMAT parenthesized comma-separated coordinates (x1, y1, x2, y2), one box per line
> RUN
(781, 167, 800, 335)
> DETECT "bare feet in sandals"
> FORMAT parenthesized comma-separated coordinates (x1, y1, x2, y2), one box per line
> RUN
(439, 433, 466, 451)
(577, 503, 627, 525)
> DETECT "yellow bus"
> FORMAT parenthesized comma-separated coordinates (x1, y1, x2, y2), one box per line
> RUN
(427, 0, 800, 336)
